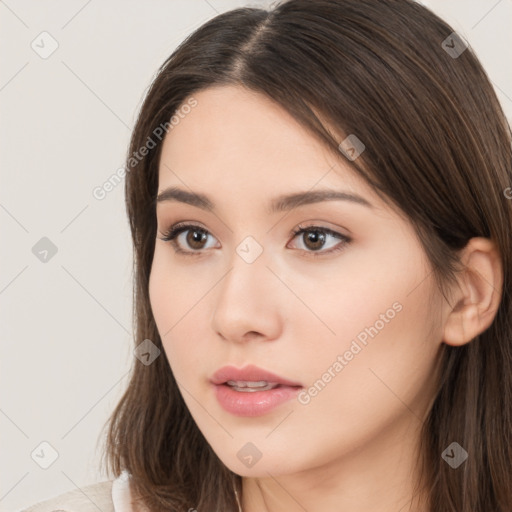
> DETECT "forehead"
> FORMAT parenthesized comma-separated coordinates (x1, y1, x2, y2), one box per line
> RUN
(160, 85, 328, 165)
(157, 85, 382, 211)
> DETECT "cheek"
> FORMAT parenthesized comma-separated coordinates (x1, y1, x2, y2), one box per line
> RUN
(148, 253, 172, 332)
(148, 250, 209, 375)
(148, 249, 199, 331)
(295, 236, 440, 415)
(292, 243, 424, 353)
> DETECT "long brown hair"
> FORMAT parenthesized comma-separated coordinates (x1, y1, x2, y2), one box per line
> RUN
(99, 1, 512, 510)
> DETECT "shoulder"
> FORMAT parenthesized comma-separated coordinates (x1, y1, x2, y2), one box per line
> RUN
(19, 480, 115, 512)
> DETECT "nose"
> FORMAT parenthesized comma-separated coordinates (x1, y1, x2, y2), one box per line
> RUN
(210, 246, 283, 344)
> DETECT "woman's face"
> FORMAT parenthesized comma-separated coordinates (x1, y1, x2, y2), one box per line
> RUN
(149, 85, 444, 482)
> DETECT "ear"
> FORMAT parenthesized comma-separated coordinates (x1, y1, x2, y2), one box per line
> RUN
(443, 237, 503, 347)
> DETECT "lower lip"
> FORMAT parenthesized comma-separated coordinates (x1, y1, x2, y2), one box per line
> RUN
(212, 383, 302, 417)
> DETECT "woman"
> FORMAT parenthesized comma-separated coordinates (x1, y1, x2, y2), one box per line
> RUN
(22, 0, 512, 511)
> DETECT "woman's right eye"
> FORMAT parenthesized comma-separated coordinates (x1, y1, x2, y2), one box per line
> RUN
(159, 223, 219, 256)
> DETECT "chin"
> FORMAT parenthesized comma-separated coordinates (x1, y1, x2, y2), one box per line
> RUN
(215, 447, 306, 478)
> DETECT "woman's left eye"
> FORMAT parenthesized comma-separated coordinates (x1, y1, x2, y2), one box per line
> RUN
(158, 222, 351, 257)
(289, 224, 351, 256)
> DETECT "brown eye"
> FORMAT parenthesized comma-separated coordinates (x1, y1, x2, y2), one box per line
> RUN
(185, 228, 208, 250)
(289, 225, 351, 257)
(301, 229, 327, 251)
(159, 223, 218, 256)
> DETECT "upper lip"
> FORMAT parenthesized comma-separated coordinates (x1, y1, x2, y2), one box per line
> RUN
(210, 364, 302, 387)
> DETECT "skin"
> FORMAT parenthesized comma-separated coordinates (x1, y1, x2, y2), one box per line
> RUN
(148, 85, 503, 512)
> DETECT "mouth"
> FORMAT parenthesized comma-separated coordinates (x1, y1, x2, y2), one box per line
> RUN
(210, 364, 303, 388)
(210, 365, 303, 417)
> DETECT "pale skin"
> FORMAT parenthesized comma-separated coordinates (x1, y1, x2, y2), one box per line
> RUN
(148, 85, 503, 512)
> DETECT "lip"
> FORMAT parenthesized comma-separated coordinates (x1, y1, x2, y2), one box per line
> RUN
(210, 364, 303, 417)
(210, 364, 302, 387)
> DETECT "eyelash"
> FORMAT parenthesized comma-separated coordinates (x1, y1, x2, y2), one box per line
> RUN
(158, 222, 351, 258)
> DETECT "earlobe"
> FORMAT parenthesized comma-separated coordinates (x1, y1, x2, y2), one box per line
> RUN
(442, 237, 503, 347)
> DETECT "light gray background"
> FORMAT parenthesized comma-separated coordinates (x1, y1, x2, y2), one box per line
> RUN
(1, 1, 511, 511)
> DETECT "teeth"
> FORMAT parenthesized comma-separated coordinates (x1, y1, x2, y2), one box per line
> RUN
(227, 380, 269, 387)
(226, 380, 279, 391)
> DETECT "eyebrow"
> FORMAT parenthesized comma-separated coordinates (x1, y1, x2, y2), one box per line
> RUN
(156, 186, 373, 214)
